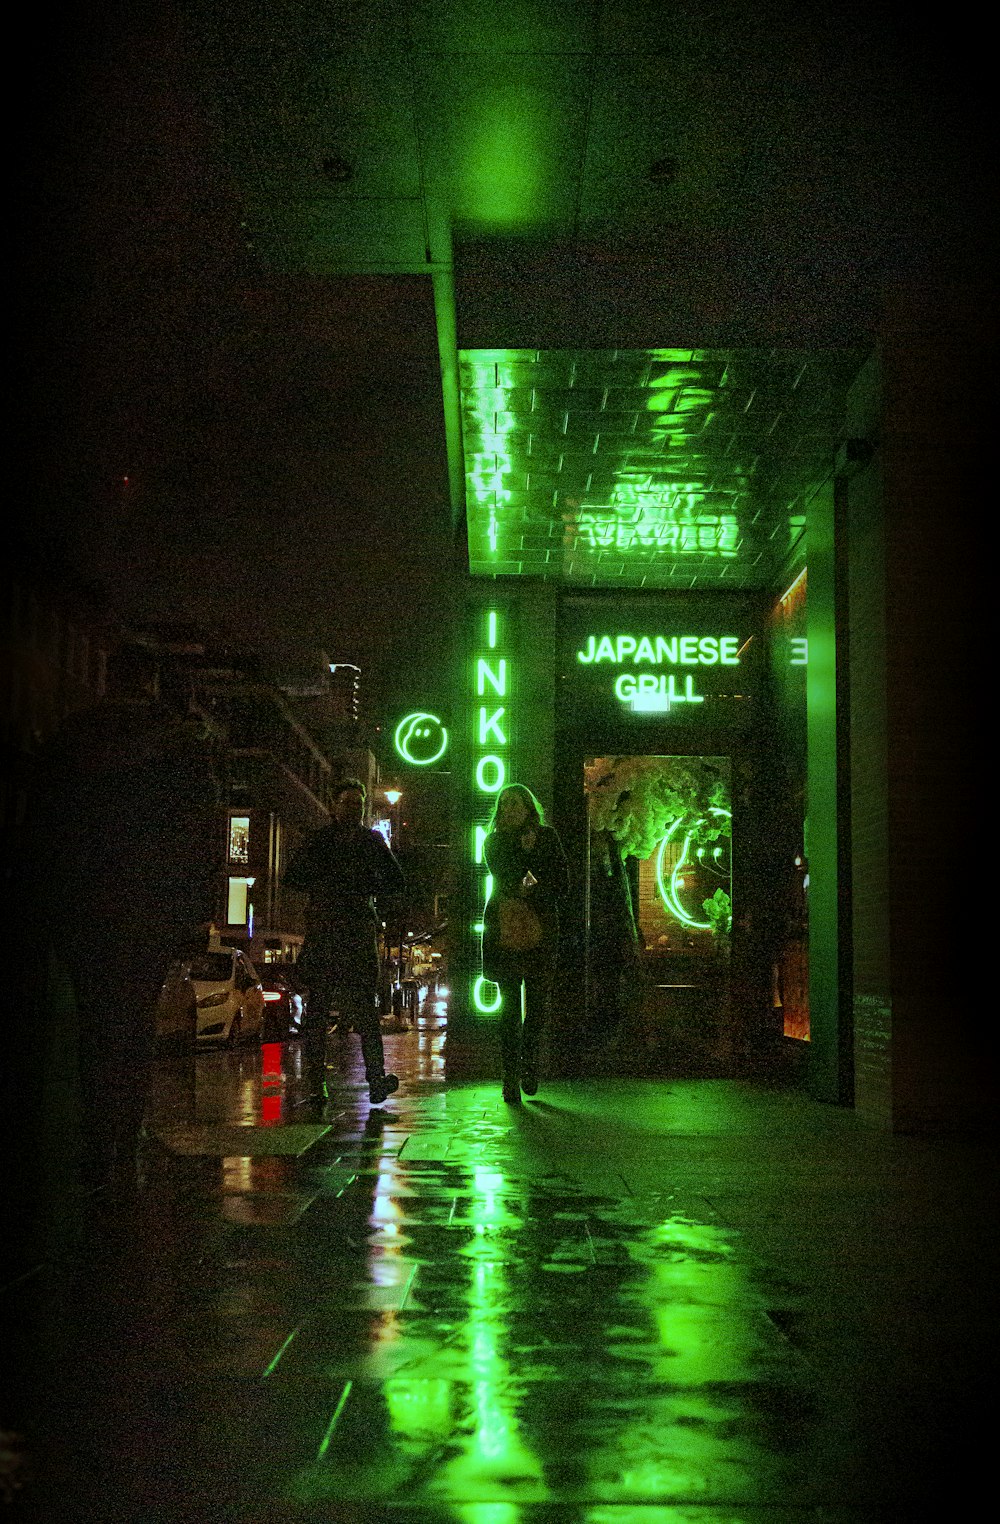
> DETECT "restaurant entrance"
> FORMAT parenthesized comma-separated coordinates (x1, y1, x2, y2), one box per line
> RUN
(580, 753, 734, 1075)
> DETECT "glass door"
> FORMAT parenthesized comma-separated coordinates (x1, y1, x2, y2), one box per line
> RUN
(583, 755, 732, 1073)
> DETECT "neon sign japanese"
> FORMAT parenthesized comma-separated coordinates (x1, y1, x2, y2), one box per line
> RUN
(575, 631, 742, 713)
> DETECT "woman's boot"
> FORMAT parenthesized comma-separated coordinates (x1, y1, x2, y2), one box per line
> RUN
(500, 1033, 522, 1104)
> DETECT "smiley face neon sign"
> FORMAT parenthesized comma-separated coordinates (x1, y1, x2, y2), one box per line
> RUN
(394, 711, 449, 767)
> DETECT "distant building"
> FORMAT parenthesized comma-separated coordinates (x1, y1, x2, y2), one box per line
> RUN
(327, 661, 360, 724)
(194, 658, 337, 966)
(278, 652, 361, 761)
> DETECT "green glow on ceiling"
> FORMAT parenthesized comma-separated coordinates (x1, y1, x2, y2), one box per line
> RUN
(459, 92, 546, 228)
(459, 348, 854, 585)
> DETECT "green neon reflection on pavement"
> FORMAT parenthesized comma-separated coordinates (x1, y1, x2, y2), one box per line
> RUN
(278, 1082, 811, 1509)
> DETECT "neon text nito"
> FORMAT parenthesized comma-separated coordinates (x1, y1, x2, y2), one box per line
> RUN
(576, 634, 741, 666)
(470, 609, 505, 1014)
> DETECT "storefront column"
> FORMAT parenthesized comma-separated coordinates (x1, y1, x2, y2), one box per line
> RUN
(806, 477, 854, 1104)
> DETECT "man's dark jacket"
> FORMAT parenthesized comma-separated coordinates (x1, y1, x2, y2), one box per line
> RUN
(284, 822, 403, 993)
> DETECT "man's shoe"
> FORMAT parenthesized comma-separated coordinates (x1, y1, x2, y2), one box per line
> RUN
(502, 1081, 522, 1105)
(369, 1073, 399, 1105)
(520, 1069, 538, 1097)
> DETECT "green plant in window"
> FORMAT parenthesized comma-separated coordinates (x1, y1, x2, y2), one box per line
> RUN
(586, 755, 732, 938)
(701, 887, 732, 942)
(585, 755, 726, 860)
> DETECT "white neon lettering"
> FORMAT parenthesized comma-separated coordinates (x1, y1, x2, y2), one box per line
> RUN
(579, 632, 742, 665)
(477, 657, 507, 696)
(478, 706, 507, 745)
(476, 755, 506, 793)
(614, 672, 705, 709)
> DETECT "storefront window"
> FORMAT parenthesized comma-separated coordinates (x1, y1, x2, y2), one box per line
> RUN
(584, 755, 732, 1063)
(228, 814, 250, 864)
(227, 875, 254, 926)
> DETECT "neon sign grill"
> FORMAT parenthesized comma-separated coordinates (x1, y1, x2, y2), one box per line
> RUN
(576, 631, 742, 713)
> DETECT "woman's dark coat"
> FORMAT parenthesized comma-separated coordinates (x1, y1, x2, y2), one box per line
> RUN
(482, 822, 569, 984)
(284, 822, 403, 993)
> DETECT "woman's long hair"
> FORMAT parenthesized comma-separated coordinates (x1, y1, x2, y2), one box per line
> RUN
(487, 783, 546, 834)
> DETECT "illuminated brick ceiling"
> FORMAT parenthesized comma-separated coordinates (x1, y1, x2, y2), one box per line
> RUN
(460, 347, 857, 586)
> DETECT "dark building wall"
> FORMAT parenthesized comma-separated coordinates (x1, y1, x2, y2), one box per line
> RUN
(843, 355, 892, 1126)
(840, 286, 993, 1132)
(876, 288, 991, 1131)
(517, 586, 558, 829)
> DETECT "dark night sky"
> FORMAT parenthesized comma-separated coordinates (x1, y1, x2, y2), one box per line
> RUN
(19, 2, 458, 728)
(17, 1, 992, 732)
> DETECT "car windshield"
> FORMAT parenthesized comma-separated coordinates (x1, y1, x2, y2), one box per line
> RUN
(187, 952, 233, 982)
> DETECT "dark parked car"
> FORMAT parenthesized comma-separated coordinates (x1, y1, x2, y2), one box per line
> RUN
(259, 963, 306, 1041)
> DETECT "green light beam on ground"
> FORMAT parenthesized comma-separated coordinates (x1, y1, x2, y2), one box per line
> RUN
(316, 1381, 353, 1461)
(261, 1328, 298, 1380)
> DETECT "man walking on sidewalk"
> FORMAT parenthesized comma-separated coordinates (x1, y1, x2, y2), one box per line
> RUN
(285, 778, 404, 1105)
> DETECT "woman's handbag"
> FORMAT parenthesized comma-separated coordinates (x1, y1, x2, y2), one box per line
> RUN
(497, 895, 542, 951)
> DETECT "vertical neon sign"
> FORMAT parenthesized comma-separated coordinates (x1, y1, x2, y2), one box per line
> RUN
(471, 607, 506, 1014)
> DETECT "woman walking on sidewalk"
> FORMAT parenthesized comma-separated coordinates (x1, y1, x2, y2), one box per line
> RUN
(482, 784, 569, 1103)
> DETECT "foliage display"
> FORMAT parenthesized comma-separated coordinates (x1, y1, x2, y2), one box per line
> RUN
(585, 755, 732, 937)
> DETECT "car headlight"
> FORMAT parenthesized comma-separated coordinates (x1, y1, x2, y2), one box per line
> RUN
(196, 991, 228, 1009)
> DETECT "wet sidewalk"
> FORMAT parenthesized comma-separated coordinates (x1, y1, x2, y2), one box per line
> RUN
(10, 995, 996, 1521)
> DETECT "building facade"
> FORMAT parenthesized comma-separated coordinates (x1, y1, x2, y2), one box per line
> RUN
(444, 294, 988, 1136)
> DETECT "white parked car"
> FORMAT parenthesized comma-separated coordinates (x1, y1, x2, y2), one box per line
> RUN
(179, 947, 265, 1045)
